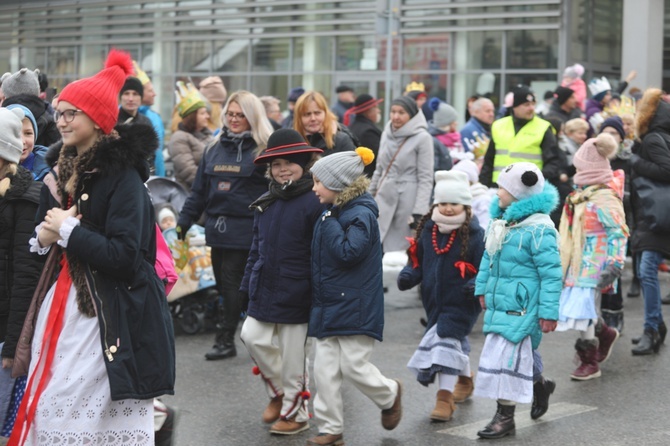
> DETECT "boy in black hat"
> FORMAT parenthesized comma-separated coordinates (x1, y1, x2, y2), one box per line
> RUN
(332, 85, 356, 123)
(346, 94, 383, 176)
(117, 76, 154, 129)
(240, 129, 325, 436)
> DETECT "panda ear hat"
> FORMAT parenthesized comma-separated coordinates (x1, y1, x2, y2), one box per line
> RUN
(496, 162, 545, 200)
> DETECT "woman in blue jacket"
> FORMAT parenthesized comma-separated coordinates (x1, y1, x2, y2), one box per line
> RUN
(239, 129, 324, 435)
(473, 163, 562, 439)
(177, 90, 273, 361)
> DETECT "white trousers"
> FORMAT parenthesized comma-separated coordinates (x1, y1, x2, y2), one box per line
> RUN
(240, 316, 310, 421)
(313, 335, 398, 435)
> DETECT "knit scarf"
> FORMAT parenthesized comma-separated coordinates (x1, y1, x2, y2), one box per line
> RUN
(431, 208, 466, 233)
(573, 169, 613, 188)
(249, 175, 315, 212)
(558, 184, 624, 278)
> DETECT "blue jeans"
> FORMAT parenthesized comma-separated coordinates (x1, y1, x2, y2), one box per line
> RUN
(637, 250, 665, 331)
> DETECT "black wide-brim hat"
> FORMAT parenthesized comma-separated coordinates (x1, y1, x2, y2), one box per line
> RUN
(254, 128, 323, 165)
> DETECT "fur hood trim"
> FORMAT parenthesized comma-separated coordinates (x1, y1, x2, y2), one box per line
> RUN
(45, 123, 157, 178)
(636, 88, 664, 137)
(335, 175, 370, 207)
(0, 166, 36, 200)
(490, 182, 559, 222)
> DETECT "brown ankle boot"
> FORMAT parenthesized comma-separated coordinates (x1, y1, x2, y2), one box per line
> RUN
(452, 374, 474, 403)
(430, 390, 456, 422)
(262, 394, 283, 423)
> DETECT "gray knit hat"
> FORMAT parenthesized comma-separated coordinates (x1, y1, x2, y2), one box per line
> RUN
(310, 148, 373, 192)
(1, 68, 40, 99)
(429, 98, 459, 128)
(0, 108, 25, 164)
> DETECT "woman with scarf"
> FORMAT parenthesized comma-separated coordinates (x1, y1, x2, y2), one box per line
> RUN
(239, 129, 325, 435)
(556, 133, 628, 381)
(177, 90, 272, 361)
(12, 49, 174, 445)
(369, 96, 434, 252)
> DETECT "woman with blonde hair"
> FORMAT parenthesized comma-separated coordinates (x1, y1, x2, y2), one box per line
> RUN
(178, 90, 272, 361)
(294, 90, 357, 155)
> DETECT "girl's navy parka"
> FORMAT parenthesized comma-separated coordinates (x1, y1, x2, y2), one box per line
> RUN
(309, 176, 385, 341)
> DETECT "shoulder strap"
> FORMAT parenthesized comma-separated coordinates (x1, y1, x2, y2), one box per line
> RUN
(374, 137, 409, 196)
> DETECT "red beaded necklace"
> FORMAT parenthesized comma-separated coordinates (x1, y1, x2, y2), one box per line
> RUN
(432, 224, 457, 255)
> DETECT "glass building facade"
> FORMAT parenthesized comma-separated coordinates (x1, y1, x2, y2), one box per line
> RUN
(0, 0, 625, 123)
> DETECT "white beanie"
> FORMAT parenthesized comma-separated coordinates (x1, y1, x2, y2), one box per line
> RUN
(452, 159, 479, 184)
(0, 108, 25, 164)
(433, 170, 472, 205)
(158, 207, 177, 224)
(311, 148, 374, 192)
(496, 162, 545, 200)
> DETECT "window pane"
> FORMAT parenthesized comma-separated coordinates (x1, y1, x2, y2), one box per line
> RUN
(403, 33, 449, 71)
(212, 39, 249, 73)
(454, 31, 502, 70)
(569, 0, 589, 62)
(252, 38, 289, 72)
(20, 47, 47, 72)
(48, 47, 77, 77)
(251, 75, 288, 101)
(293, 36, 333, 72)
(507, 29, 558, 69)
(177, 41, 212, 73)
(79, 45, 106, 76)
(592, 1, 622, 65)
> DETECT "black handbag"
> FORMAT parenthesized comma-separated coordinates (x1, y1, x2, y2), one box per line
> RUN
(633, 134, 670, 233)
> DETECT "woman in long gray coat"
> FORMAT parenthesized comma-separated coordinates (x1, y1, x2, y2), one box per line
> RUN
(369, 96, 434, 252)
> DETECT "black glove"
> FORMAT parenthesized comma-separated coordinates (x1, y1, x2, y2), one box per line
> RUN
(397, 271, 414, 291)
(597, 264, 622, 289)
(462, 284, 476, 300)
(176, 224, 190, 241)
(409, 214, 422, 230)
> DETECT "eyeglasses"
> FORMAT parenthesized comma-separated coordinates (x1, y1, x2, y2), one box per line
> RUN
(226, 112, 246, 120)
(54, 109, 84, 123)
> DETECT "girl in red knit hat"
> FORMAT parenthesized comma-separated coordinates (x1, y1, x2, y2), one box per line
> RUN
(10, 49, 174, 445)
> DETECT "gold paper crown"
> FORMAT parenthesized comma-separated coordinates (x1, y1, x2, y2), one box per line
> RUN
(405, 81, 425, 93)
(604, 95, 636, 118)
(132, 61, 151, 86)
(175, 81, 206, 118)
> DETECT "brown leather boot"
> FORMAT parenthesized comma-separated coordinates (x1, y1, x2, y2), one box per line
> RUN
(269, 415, 309, 435)
(452, 374, 474, 403)
(381, 379, 402, 430)
(306, 433, 344, 446)
(430, 390, 456, 422)
(262, 395, 283, 423)
(570, 339, 601, 380)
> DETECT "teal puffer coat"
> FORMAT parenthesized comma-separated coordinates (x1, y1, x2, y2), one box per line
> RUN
(475, 183, 562, 349)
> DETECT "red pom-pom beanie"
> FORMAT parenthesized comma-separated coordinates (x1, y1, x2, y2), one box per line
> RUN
(58, 49, 133, 134)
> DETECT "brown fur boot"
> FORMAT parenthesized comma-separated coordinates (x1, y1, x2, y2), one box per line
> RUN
(452, 374, 474, 403)
(430, 390, 456, 422)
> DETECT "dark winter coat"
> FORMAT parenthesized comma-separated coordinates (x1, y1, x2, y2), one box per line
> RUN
(545, 101, 582, 124)
(348, 115, 382, 177)
(397, 218, 484, 340)
(630, 97, 670, 258)
(39, 124, 175, 400)
(241, 185, 325, 324)
(117, 107, 154, 128)
(332, 100, 354, 123)
(178, 128, 269, 250)
(2, 94, 60, 148)
(307, 124, 358, 155)
(0, 167, 43, 359)
(309, 176, 385, 341)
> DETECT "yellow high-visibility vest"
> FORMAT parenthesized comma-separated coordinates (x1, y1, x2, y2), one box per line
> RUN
(491, 116, 550, 183)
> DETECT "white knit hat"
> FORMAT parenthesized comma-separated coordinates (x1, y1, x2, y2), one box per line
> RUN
(433, 170, 472, 205)
(496, 162, 545, 200)
(452, 159, 479, 184)
(0, 108, 25, 164)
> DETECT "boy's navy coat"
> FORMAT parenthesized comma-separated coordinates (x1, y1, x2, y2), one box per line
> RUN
(309, 177, 385, 341)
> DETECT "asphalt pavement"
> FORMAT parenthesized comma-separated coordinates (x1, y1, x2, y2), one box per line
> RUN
(162, 260, 670, 446)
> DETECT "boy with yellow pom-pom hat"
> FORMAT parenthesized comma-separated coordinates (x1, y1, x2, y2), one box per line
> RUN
(307, 147, 402, 446)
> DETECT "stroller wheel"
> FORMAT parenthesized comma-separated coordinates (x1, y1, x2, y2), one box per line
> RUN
(180, 308, 205, 334)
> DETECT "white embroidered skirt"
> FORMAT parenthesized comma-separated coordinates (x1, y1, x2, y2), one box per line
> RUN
(474, 333, 534, 403)
(407, 324, 470, 386)
(23, 283, 153, 445)
(556, 286, 598, 332)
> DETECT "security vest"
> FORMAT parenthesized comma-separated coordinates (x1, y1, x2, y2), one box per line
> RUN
(491, 116, 550, 183)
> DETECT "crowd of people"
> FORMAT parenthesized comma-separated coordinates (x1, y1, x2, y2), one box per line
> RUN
(0, 49, 669, 445)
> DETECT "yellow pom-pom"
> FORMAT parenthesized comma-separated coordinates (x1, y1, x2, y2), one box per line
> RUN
(355, 147, 375, 166)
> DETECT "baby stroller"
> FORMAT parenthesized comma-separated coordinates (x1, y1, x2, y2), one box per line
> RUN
(147, 177, 220, 334)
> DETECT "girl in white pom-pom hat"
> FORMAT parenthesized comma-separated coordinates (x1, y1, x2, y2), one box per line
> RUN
(473, 162, 563, 439)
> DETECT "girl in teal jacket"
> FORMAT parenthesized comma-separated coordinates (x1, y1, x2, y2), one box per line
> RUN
(473, 162, 563, 440)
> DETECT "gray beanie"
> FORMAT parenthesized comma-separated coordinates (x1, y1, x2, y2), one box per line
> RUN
(0, 108, 25, 164)
(430, 98, 459, 129)
(1, 68, 40, 99)
(311, 150, 368, 192)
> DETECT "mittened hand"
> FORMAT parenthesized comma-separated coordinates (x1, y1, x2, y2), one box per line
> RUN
(409, 214, 422, 230)
(397, 271, 413, 291)
(597, 264, 622, 289)
(462, 284, 476, 300)
(176, 225, 190, 241)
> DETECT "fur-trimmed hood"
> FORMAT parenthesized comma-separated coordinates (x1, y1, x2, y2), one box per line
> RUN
(489, 182, 559, 222)
(334, 175, 372, 208)
(0, 166, 40, 203)
(45, 123, 158, 181)
(636, 88, 670, 137)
